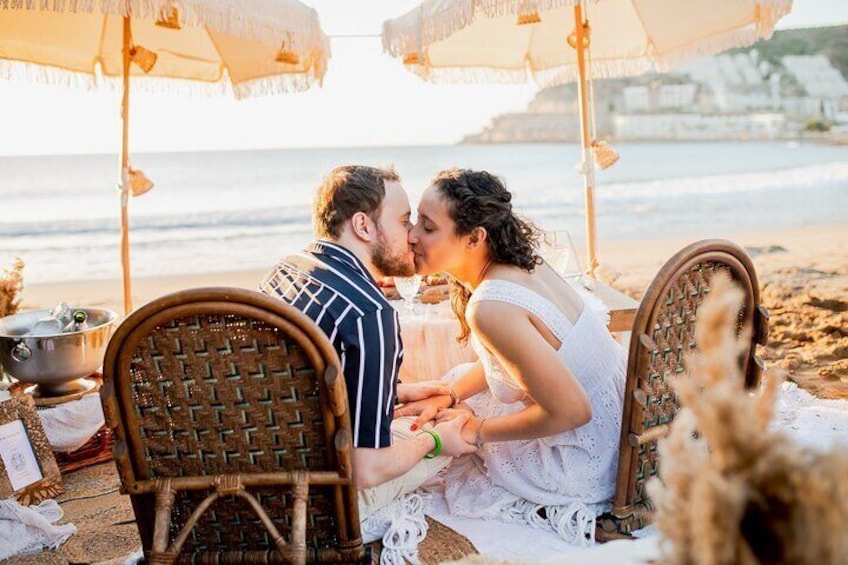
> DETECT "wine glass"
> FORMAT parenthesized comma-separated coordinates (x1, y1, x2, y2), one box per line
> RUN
(542, 230, 581, 278)
(394, 275, 422, 316)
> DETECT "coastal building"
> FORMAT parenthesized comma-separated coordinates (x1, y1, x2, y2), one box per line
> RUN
(464, 45, 848, 143)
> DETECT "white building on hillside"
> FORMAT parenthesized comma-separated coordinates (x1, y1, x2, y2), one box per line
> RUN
(781, 55, 848, 121)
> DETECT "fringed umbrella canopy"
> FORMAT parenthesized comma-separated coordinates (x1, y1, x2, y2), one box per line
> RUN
(0, 0, 330, 98)
(383, 0, 792, 274)
(383, 0, 790, 86)
(0, 0, 330, 314)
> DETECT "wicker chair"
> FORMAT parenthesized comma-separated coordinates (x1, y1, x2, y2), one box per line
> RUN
(596, 240, 769, 540)
(100, 288, 368, 564)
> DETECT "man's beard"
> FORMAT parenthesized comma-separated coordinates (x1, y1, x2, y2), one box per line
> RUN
(371, 229, 415, 277)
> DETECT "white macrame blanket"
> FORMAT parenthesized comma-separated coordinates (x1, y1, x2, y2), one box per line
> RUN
(422, 382, 848, 562)
(0, 499, 77, 560)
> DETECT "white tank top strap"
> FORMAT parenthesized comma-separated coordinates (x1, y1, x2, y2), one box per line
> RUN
(468, 279, 576, 344)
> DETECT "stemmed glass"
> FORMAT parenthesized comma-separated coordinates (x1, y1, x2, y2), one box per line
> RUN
(542, 230, 580, 277)
(394, 275, 422, 316)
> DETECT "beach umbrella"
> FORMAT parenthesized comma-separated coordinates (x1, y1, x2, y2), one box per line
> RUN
(0, 0, 329, 313)
(382, 0, 792, 276)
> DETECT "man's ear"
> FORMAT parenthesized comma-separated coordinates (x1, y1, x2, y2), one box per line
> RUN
(350, 211, 377, 242)
(466, 227, 488, 248)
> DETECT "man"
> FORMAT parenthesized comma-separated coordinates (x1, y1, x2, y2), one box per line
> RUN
(260, 165, 473, 520)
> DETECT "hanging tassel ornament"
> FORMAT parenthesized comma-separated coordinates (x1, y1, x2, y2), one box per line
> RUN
(155, 3, 181, 30)
(128, 168, 154, 197)
(516, 1, 541, 25)
(591, 140, 619, 170)
(129, 45, 157, 73)
(275, 33, 300, 65)
(403, 52, 421, 65)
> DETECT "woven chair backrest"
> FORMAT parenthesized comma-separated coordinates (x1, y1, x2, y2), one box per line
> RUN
(612, 239, 765, 522)
(102, 288, 360, 559)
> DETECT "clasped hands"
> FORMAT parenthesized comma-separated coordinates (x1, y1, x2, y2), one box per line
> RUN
(395, 381, 481, 449)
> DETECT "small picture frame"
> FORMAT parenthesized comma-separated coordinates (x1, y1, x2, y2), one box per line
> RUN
(0, 395, 63, 505)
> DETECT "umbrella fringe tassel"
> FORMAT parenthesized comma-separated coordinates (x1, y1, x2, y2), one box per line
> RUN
(0, 58, 322, 98)
(0, 59, 98, 90)
(1, 0, 331, 72)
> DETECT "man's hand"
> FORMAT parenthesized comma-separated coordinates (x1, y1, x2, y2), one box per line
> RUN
(396, 381, 452, 403)
(432, 413, 477, 457)
(437, 408, 480, 445)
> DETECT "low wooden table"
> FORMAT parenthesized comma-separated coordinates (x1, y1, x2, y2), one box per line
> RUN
(583, 281, 640, 333)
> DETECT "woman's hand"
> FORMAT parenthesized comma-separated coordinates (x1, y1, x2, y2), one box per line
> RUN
(394, 395, 452, 430)
(437, 408, 480, 446)
(396, 381, 452, 403)
(435, 406, 473, 421)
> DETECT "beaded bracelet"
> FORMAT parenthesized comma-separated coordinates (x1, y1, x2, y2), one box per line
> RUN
(418, 429, 442, 459)
(446, 384, 459, 408)
(474, 418, 488, 450)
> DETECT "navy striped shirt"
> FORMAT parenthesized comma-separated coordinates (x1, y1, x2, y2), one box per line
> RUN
(260, 240, 402, 448)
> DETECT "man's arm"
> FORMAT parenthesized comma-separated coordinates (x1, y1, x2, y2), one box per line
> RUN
(338, 308, 401, 450)
(351, 415, 474, 489)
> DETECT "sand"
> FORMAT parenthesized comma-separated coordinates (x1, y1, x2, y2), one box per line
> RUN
(14, 224, 848, 400)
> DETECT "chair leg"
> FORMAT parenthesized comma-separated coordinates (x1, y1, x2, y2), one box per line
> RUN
(291, 476, 309, 565)
(150, 480, 177, 565)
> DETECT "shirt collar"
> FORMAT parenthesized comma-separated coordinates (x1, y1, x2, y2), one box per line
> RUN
(309, 240, 382, 290)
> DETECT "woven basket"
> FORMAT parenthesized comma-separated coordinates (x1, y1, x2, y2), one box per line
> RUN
(55, 425, 115, 473)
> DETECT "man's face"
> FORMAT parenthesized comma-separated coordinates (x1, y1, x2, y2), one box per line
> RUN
(370, 180, 416, 277)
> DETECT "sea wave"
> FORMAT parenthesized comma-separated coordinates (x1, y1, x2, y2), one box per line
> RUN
(2, 161, 845, 241)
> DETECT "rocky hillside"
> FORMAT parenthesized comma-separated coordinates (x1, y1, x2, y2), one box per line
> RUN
(463, 25, 847, 144)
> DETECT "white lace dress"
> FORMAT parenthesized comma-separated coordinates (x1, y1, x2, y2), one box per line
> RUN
(442, 279, 627, 545)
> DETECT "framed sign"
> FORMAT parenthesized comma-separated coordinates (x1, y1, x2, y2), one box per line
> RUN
(0, 395, 63, 505)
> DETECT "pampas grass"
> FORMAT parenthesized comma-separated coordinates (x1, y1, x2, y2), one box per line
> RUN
(648, 274, 848, 564)
(0, 257, 24, 318)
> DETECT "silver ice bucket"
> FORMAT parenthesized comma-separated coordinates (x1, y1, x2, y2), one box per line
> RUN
(0, 307, 118, 397)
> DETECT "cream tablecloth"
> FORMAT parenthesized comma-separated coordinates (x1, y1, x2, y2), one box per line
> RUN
(395, 301, 477, 383)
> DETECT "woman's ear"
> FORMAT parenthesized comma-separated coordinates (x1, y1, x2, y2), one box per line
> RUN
(350, 211, 376, 242)
(466, 226, 488, 248)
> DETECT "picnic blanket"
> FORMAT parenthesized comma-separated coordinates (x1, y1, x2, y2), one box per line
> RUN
(423, 381, 848, 562)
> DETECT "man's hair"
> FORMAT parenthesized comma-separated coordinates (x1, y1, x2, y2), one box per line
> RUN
(313, 165, 400, 239)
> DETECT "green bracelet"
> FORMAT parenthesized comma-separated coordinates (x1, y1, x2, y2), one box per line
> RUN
(418, 430, 442, 459)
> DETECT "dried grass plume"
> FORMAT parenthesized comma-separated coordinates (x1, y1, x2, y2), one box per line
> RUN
(648, 274, 848, 564)
(0, 257, 24, 318)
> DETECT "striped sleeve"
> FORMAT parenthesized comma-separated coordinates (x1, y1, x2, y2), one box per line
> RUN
(338, 308, 400, 448)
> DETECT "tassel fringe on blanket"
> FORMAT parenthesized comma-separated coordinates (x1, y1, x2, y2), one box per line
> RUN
(362, 494, 429, 565)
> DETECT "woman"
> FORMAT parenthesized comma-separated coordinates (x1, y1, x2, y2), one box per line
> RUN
(403, 169, 626, 545)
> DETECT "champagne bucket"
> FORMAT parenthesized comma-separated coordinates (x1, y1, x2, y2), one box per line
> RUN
(0, 307, 118, 396)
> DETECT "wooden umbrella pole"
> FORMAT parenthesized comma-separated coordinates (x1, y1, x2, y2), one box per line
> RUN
(572, 3, 599, 278)
(120, 16, 133, 314)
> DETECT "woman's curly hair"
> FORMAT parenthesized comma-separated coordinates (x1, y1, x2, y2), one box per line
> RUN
(430, 169, 542, 343)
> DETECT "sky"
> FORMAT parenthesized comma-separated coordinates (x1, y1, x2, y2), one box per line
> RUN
(0, 0, 845, 156)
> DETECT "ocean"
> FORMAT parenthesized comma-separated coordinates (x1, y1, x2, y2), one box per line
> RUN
(1, 141, 846, 284)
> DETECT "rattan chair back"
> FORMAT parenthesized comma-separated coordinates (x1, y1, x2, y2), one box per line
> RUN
(101, 288, 366, 564)
(597, 240, 769, 539)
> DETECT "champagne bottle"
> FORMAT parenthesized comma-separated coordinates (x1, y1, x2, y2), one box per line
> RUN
(63, 310, 89, 333)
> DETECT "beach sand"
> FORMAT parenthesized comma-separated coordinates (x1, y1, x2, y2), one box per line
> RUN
(17, 224, 848, 400)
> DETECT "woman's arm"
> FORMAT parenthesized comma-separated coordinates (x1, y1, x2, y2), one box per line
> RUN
(462, 300, 592, 443)
(396, 381, 451, 404)
(450, 360, 488, 400)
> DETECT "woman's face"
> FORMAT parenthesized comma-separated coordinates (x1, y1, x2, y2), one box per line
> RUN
(409, 184, 468, 276)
